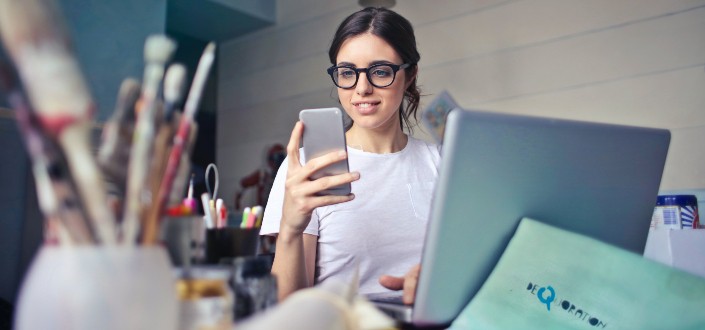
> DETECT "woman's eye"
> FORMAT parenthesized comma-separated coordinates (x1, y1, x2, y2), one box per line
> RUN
(372, 68, 392, 77)
(339, 69, 355, 79)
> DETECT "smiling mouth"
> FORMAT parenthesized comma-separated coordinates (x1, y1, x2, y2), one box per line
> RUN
(353, 102, 379, 114)
(356, 102, 376, 109)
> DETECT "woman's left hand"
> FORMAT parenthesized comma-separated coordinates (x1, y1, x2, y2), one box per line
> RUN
(378, 264, 420, 305)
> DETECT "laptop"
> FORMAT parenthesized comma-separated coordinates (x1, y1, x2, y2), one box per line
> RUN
(371, 109, 671, 327)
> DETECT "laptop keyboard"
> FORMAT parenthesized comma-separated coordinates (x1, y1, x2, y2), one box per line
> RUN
(366, 292, 404, 305)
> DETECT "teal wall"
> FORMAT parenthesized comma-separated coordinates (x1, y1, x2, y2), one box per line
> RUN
(58, 0, 168, 121)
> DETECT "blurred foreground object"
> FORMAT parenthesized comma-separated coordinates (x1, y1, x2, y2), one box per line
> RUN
(14, 246, 178, 330)
(0, 0, 116, 244)
(237, 278, 394, 330)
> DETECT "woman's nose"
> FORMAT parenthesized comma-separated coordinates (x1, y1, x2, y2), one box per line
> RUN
(355, 71, 373, 95)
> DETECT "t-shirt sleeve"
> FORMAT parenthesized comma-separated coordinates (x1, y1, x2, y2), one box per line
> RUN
(434, 143, 442, 169)
(259, 153, 320, 237)
(260, 158, 288, 236)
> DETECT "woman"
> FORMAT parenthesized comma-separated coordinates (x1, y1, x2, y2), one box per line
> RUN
(261, 7, 440, 304)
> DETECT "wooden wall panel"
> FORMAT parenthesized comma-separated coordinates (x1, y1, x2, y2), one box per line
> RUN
(216, 0, 705, 205)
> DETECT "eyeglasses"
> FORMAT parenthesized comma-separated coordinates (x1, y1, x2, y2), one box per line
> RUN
(326, 63, 411, 89)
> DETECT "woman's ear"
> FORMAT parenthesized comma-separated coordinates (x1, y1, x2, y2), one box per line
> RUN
(404, 65, 418, 89)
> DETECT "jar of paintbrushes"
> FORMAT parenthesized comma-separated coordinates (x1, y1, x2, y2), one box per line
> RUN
(0, 0, 218, 328)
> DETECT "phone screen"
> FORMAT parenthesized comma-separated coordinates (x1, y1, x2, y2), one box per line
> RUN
(299, 108, 351, 196)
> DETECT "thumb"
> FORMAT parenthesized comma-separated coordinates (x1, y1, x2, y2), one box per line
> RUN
(379, 275, 404, 290)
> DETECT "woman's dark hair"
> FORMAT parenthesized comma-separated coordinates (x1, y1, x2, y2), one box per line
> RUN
(329, 7, 421, 132)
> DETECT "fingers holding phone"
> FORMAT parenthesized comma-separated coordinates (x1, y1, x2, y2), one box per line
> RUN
(280, 113, 359, 235)
(299, 108, 353, 196)
(286, 147, 358, 206)
(285, 116, 358, 195)
(285, 121, 304, 171)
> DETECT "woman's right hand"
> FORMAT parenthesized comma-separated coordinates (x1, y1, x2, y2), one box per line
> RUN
(279, 121, 360, 237)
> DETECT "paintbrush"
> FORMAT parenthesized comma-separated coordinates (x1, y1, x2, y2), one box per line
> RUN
(121, 35, 176, 245)
(16, 104, 96, 245)
(168, 121, 198, 207)
(142, 42, 216, 245)
(0, 0, 117, 244)
(163, 63, 186, 122)
(145, 64, 188, 222)
(160, 64, 190, 209)
(98, 78, 141, 206)
(1, 62, 94, 244)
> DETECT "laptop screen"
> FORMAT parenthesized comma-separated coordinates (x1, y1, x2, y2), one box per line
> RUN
(412, 110, 670, 326)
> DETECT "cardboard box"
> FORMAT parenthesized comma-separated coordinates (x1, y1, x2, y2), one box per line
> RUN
(644, 229, 705, 279)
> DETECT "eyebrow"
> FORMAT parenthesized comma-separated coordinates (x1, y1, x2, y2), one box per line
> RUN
(336, 60, 396, 67)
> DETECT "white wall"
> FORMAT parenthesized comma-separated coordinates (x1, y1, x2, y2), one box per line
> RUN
(217, 0, 705, 209)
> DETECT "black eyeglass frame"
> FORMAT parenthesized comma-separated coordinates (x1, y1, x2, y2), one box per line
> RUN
(326, 63, 412, 89)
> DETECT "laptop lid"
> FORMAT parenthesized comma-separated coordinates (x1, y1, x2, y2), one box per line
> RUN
(412, 109, 670, 326)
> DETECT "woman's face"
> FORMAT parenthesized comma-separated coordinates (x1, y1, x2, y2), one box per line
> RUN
(335, 33, 411, 132)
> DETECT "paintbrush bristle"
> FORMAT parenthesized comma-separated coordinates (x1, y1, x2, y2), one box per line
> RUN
(144, 35, 176, 64)
(164, 64, 186, 104)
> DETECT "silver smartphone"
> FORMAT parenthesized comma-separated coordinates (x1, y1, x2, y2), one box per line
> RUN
(299, 107, 351, 196)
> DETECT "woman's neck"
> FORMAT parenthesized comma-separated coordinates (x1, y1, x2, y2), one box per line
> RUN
(346, 125, 408, 154)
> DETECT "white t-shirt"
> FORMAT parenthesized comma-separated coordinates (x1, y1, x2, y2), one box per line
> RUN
(261, 136, 441, 294)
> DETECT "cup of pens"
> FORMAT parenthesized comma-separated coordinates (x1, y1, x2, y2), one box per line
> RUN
(205, 228, 261, 264)
(203, 206, 263, 264)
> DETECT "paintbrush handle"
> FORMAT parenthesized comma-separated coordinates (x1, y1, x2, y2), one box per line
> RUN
(0, 0, 117, 244)
(142, 118, 191, 245)
(182, 42, 216, 121)
(9, 90, 95, 245)
(141, 42, 215, 245)
(98, 78, 140, 198)
(121, 35, 175, 244)
(168, 124, 197, 206)
(59, 125, 118, 244)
